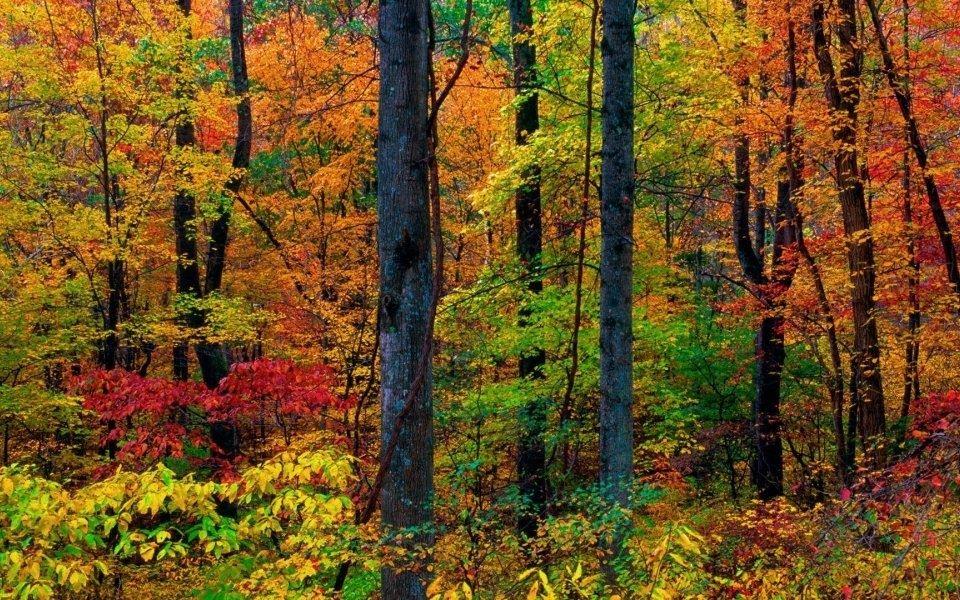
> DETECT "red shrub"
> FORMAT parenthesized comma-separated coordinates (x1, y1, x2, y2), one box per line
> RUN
(72, 359, 350, 466)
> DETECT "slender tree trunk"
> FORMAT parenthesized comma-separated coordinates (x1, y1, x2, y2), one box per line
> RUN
(812, 0, 885, 458)
(102, 258, 124, 370)
(797, 230, 851, 479)
(173, 0, 201, 382)
(198, 0, 253, 461)
(206, 0, 251, 297)
(377, 0, 433, 595)
(864, 0, 960, 297)
(90, 0, 124, 373)
(898, 0, 921, 420)
(901, 144, 921, 419)
(194, 0, 251, 391)
(556, 0, 598, 475)
(509, 0, 547, 541)
(729, 0, 765, 284)
(599, 0, 635, 525)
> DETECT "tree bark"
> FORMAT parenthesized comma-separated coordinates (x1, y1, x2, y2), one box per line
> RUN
(811, 0, 886, 457)
(599, 0, 635, 520)
(509, 0, 547, 541)
(194, 0, 253, 462)
(377, 0, 434, 595)
(173, 0, 201, 382)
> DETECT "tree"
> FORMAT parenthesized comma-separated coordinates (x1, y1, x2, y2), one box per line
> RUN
(172, 0, 201, 382)
(864, 0, 960, 300)
(193, 0, 253, 394)
(811, 0, 886, 459)
(88, 0, 130, 372)
(509, 0, 547, 542)
(728, 0, 802, 500)
(599, 0, 635, 537)
(377, 0, 434, 595)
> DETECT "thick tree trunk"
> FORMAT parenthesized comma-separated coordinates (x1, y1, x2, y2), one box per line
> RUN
(509, 0, 547, 541)
(377, 0, 434, 595)
(599, 0, 635, 516)
(812, 0, 885, 457)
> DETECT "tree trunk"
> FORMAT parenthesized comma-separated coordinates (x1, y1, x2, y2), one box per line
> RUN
(204, 0, 251, 297)
(509, 0, 547, 541)
(901, 143, 921, 420)
(199, 0, 253, 460)
(599, 0, 635, 523)
(173, 0, 201, 382)
(897, 0, 921, 421)
(753, 313, 785, 498)
(812, 0, 885, 457)
(193, 0, 251, 392)
(377, 0, 434, 595)
(864, 0, 960, 298)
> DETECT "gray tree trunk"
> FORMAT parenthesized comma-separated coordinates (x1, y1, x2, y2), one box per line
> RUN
(599, 0, 635, 517)
(377, 0, 434, 595)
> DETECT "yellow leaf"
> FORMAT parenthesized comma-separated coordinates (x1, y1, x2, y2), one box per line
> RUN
(68, 570, 87, 590)
(426, 575, 444, 597)
(139, 543, 156, 562)
(526, 580, 540, 600)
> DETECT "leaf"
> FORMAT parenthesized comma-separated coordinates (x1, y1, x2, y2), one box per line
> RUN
(526, 580, 540, 600)
(139, 543, 156, 562)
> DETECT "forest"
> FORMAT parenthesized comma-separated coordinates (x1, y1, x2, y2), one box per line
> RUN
(1, 0, 960, 596)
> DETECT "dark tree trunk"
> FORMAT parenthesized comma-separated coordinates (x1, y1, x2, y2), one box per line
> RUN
(812, 0, 886, 458)
(204, 0, 251, 297)
(754, 313, 785, 498)
(599, 0, 635, 517)
(93, 3, 123, 373)
(198, 0, 253, 460)
(100, 258, 124, 370)
(377, 0, 434, 595)
(173, 0, 201, 382)
(729, 0, 803, 499)
(864, 0, 960, 298)
(509, 0, 547, 542)
(193, 0, 251, 393)
(897, 0, 921, 421)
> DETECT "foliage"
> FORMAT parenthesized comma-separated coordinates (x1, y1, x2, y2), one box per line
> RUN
(0, 448, 355, 599)
(3, 0, 960, 596)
